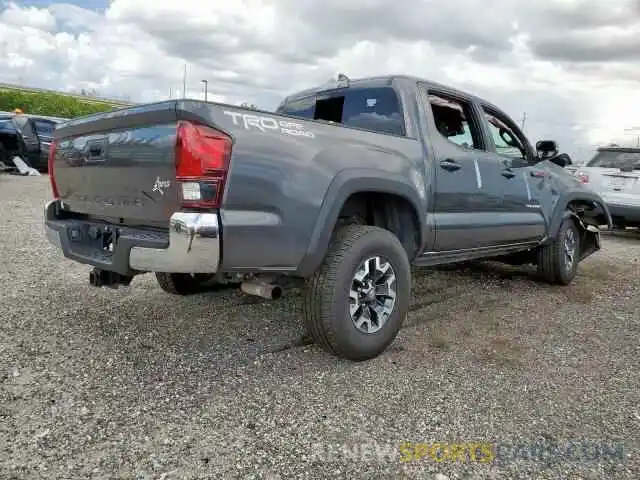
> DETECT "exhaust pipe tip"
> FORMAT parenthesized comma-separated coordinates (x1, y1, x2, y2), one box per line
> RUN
(241, 281, 283, 300)
(270, 285, 283, 300)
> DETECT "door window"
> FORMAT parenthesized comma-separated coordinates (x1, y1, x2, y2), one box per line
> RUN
(481, 107, 528, 162)
(33, 120, 56, 137)
(426, 93, 484, 150)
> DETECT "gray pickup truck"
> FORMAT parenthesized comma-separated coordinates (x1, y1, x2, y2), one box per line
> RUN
(44, 74, 611, 361)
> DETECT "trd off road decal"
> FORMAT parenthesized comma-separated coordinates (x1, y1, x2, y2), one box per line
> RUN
(224, 111, 315, 139)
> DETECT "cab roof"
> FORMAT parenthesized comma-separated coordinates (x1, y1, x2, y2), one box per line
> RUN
(280, 74, 502, 112)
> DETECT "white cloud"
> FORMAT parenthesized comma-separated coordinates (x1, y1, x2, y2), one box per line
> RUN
(1, 2, 56, 30)
(1, 0, 639, 163)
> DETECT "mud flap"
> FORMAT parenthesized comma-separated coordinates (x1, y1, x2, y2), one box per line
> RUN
(579, 223, 601, 261)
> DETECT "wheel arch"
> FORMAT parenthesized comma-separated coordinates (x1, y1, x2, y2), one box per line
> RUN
(547, 192, 612, 240)
(296, 169, 426, 277)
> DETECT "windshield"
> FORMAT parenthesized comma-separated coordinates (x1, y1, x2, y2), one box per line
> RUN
(587, 150, 640, 170)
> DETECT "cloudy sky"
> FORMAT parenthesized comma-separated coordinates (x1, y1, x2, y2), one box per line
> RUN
(1, 0, 640, 162)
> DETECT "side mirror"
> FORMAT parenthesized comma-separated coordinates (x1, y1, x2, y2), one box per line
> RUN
(536, 140, 558, 158)
(550, 152, 572, 168)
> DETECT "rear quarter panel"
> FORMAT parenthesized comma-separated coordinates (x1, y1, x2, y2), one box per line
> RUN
(185, 100, 427, 273)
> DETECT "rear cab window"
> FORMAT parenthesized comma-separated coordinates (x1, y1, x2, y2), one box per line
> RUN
(277, 86, 406, 137)
(587, 150, 640, 170)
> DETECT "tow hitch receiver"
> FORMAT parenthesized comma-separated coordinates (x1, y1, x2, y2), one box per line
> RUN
(89, 268, 134, 289)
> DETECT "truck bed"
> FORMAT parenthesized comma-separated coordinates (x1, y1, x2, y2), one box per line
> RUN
(50, 97, 424, 273)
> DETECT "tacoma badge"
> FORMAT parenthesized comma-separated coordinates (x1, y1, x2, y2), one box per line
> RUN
(152, 177, 171, 195)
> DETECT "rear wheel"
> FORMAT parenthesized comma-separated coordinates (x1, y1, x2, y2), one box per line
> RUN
(537, 215, 581, 285)
(155, 273, 216, 295)
(303, 225, 411, 361)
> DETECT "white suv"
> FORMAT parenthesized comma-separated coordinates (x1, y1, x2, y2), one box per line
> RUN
(574, 147, 640, 229)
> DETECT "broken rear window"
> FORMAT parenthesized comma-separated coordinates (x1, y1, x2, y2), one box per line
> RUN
(277, 87, 406, 137)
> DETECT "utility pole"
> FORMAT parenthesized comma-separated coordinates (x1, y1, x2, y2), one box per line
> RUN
(520, 112, 527, 131)
(182, 63, 187, 99)
(201, 79, 208, 102)
(169, 87, 172, 99)
(624, 127, 640, 148)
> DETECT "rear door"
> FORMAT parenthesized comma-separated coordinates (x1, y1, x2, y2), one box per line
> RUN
(419, 87, 496, 250)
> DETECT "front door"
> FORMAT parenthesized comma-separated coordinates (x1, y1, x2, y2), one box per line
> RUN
(477, 105, 547, 244)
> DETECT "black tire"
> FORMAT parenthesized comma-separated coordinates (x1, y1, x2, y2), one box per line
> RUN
(155, 272, 215, 295)
(303, 225, 411, 361)
(537, 215, 581, 285)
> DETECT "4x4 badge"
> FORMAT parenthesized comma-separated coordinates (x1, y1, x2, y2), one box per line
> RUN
(152, 177, 171, 195)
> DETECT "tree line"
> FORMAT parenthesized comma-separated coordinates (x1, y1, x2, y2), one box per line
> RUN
(0, 90, 115, 118)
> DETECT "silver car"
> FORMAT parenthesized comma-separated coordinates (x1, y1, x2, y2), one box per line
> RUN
(574, 147, 640, 229)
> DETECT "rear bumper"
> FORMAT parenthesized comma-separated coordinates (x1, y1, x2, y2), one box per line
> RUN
(44, 200, 221, 275)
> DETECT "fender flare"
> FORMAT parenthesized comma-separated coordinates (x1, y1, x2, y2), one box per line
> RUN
(547, 192, 612, 240)
(296, 168, 426, 277)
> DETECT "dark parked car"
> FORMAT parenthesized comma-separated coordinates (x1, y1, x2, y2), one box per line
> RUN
(0, 111, 66, 172)
(44, 74, 611, 361)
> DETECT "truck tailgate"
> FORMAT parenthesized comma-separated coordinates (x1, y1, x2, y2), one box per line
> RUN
(52, 102, 181, 226)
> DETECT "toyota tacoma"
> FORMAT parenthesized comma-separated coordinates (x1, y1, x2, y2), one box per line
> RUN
(44, 74, 612, 361)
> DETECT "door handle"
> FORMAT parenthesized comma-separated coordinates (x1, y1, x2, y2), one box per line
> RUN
(440, 159, 461, 171)
(501, 169, 516, 179)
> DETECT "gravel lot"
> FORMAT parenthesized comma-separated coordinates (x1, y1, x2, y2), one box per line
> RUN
(1, 174, 639, 480)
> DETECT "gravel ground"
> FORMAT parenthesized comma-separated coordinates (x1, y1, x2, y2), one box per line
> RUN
(1, 174, 639, 480)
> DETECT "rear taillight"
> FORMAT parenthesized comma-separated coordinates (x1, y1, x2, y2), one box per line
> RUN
(175, 121, 232, 209)
(48, 140, 60, 198)
(577, 171, 589, 183)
